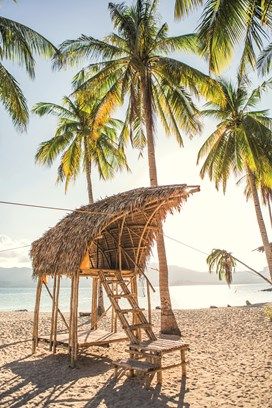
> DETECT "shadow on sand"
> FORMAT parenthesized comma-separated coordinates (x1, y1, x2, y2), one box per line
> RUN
(83, 376, 190, 408)
(2, 352, 190, 407)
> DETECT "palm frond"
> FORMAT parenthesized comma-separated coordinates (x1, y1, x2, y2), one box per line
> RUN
(0, 63, 28, 130)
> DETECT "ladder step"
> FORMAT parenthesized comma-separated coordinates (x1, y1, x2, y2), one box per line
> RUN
(119, 308, 145, 314)
(129, 324, 151, 331)
(106, 280, 130, 285)
(111, 293, 132, 299)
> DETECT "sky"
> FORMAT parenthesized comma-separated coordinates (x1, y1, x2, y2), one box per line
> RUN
(0, 0, 271, 273)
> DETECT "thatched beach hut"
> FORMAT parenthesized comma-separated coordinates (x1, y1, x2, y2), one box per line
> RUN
(31, 184, 199, 367)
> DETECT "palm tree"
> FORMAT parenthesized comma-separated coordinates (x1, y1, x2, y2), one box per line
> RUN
(175, 0, 272, 76)
(53, 0, 223, 336)
(207, 249, 272, 286)
(33, 96, 128, 316)
(197, 77, 272, 282)
(0, 9, 56, 129)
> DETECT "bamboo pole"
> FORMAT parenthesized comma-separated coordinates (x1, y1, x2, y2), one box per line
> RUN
(91, 277, 98, 330)
(32, 277, 42, 354)
(52, 275, 61, 354)
(43, 282, 68, 329)
(147, 279, 152, 324)
(113, 282, 118, 333)
(49, 275, 57, 351)
(69, 275, 75, 359)
(73, 271, 79, 365)
(70, 272, 79, 367)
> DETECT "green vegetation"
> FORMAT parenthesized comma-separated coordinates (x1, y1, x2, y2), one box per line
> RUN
(54, 0, 223, 335)
(198, 78, 272, 281)
(0, 10, 56, 129)
(33, 96, 127, 202)
(174, 0, 272, 76)
(4, 0, 272, 332)
(207, 249, 272, 287)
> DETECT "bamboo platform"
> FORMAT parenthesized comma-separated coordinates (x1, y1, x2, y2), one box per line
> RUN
(39, 329, 127, 348)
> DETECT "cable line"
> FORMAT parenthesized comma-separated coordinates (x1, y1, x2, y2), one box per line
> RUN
(0, 200, 118, 216)
(0, 200, 209, 258)
(0, 244, 31, 253)
(164, 234, 208, 256)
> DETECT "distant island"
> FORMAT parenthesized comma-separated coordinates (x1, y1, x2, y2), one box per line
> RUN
(0, 265, 269, 288)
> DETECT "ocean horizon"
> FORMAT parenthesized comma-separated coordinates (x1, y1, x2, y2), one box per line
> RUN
(0, 283, 271, 312)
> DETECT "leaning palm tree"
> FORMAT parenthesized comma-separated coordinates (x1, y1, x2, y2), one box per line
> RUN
(0, 7, 56, 129)
(197, 77, 272, 282)
(53, 0, 223, 335)
(33, 96, 128, 316)
(207, 249, 272, 286)
(175, 0, 272, 76)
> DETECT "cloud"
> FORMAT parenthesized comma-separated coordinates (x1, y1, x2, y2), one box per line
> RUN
(0, 235, 31, 268)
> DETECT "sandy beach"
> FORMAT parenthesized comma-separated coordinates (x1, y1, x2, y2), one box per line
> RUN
(0, 306, 271, 408)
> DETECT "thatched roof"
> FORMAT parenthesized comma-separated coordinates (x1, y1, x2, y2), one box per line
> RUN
(31, 184, 199, 277)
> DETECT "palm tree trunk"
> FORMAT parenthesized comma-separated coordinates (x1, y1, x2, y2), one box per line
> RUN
(267, 196, 272, 229)
(84, 137, 105, 317)
(142, 73, 181, 335)
(247, 168, 272, 281)
(85, 158, 94, 204)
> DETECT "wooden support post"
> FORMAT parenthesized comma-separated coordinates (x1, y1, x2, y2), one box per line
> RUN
(68, 276, 74, 355)
(147, 279, 152, 325)
(49, 275, 57, 351)
(32, 277, 43, 354)
(70, 271, 79, 367)
(131, 276, 141, 341)
(113, 282, 118, 333)
(156, 355, 162, 384)
(181, 349, 187, 377)
(52, 275, 61, 354)
(91, 277, 98, 330)
(111, 283, 115, 332)
(44, 283, 68, 330)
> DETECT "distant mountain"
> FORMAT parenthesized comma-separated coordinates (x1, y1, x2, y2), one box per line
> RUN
(0, 267, 35, 287)
(146, 264, 270, 286)
(0, 265, 269, 288)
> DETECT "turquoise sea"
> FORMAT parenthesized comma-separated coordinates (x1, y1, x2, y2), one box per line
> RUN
(0, 283, 271, 312)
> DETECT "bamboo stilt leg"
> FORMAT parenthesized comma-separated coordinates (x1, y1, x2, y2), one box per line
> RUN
(32, 277, 42, 354)
(111, 283, 115, 332)
(71, 271, 79, 367)
(181, 349, 187, 377)
(44, 283, 68, 330)
(147, 280, 152, 325)
(113, 282, 118, 333)
(52, 275, 61, 354)
(68, 276, 74, 356)
(91, 277, 98, 330)
(49, 275, 57, 351)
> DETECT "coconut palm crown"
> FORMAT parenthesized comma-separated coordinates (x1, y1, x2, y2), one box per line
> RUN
(32, 96, 128, 203)
(0, 11, 56, 129)
(207, 249, 236, 286)
(198, 76, 272, 281)
(54, 0, 224, 150)
(197, 77, 272, 191)
(175, 0, 272, 76)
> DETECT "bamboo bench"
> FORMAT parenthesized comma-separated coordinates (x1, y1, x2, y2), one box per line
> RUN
(113, 338, 189, 387)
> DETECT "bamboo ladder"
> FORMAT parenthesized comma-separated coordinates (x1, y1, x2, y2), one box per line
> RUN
(98, 269, 156, 344)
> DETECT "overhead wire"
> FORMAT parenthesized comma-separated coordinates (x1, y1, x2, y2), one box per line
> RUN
(0, 199, 209, 257)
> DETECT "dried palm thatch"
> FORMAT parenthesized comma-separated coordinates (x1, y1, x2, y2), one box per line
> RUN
(31, 184, 199, 278)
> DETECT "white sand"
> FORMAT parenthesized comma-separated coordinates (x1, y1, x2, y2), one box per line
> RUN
(0, 306, 271, 407)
